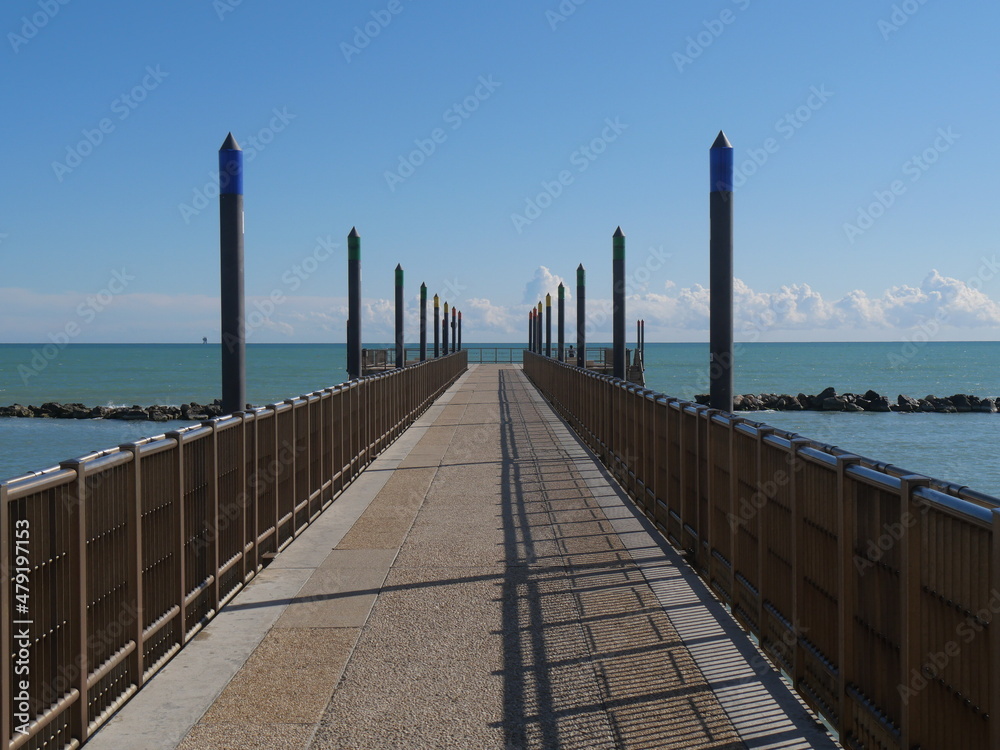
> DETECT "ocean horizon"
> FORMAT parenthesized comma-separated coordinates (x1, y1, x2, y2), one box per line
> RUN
(2, 341, 999, 497)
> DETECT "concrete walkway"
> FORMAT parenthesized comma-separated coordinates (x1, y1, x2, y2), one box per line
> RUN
(88, 364, 837, 750)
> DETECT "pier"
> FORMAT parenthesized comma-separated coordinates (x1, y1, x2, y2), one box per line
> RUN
(3, 353, 1000, 748)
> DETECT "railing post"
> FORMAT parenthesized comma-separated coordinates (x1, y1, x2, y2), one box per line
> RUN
(836, 453, 861, 738)
(900, 474, 928, 750)
(61, 459, 90, 743)
(123, 443, 145, 689)
(1, 483, 10, 745)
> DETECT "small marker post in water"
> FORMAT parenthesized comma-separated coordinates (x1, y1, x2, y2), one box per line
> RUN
(545, 293, 552, 358)
(347, 227, 362, 379)
(710, 131, 734, 412)
(577, 264, 586, 367)
(395, 264, 404, 369)
(557, 283, 565, 362)
(420, 282, 427, 361)
(433, 294, 440, 357)
(613, 227, 626, 380)
(219, 133, 245, 415)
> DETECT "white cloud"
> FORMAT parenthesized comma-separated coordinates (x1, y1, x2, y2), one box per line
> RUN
(522, 266, 569, 305)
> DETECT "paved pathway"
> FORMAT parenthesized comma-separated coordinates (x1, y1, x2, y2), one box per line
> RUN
(88, 364, 837, 750)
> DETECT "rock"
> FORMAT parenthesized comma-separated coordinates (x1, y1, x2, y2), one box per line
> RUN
(973, 399, 997, 413)
(898, 394, 919, 410)
(822, 396, 847, 411)
(864, 389, 882, 401)
(817, 386, 837, 400)
(950, 394, 972, 412)
(869, 395, 892, 412)
(694, 394, 709, 406)
(9, 404, 32, 418)
(844, 402, 864, 412)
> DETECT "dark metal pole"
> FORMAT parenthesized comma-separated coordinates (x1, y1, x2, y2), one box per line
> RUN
(219, 133, 245, 415)
(536, 302, 543, 354)
(394, 264, 404, 369)
(451, 306, 457, 354)
(442, 301, 449, 355)
(545, 293, 552, 357)
(433, 294, 440, 357)
(710, 130, 734, 412)
(576, 264, 585, 367)
(419, 282, 427, 361)
(557, 283, 565, 362)
(528, 310, 533, 352)
(347, 227, 362, 379)
(612, 226, 626, 380)
(458, 310, 462, 351)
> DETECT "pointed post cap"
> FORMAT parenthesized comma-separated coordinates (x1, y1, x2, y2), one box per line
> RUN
(220, 132, 241, 151)
(577, 264, 585, 284)
(219, 133, 243, 195)
(613, 227, 625, 260)
(558, 283, 565, 299)
(434, 293, 439, 305)
(546, 293, 551, 306)
(348, 227, 360, 238)
(613, 226, 625, 238)
(711, 130, 733, 149)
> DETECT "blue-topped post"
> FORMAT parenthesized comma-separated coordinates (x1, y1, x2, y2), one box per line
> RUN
(347, 227, 362, 379)
(219, 133, 245, 415)
(419, 282, 427, 361)
(612, 227, 626, 380)
(442, 301, 449, 355)
(433, 294, 440, 357)
(395, 264, 404, 369)
(557, 283, 565, 361)
(710, 131, 734, 412)
(576, 264, 585, 367)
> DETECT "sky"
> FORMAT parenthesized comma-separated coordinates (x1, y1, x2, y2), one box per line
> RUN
(2, 0, 999, 344)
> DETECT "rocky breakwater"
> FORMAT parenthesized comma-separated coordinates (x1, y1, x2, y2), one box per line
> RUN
(693, 387, 1000, 414)
(0, 400, 228, 422)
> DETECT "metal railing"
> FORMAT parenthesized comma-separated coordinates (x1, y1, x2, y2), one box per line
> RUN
(1, 351, 467, 749)
(524, 350, 1000, 750)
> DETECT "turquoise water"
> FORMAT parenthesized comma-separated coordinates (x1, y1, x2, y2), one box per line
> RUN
(2, 343, 999, 496)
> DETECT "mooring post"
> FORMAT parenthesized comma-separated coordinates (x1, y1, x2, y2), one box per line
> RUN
(395, 264, 404, 369)
(419, 282, 427, 361)
(710, 131, 734, 412)
(433, 294, 440, 357)
(443, 301, 449, 355)
(219, 133, 246, 415)
(613, 226, 626, 380)
(528, 309, 534, 352)
(545, 293, 552, 357)
(557, 283, 565, 362)
(347, 227, 362, 379)
(451, 306, 457, 354)
(536, 302, 543, 354)
(577, 264, 585, 367)
(458, 310, 462, 351)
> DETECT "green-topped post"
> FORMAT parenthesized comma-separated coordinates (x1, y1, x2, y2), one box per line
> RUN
(613, 226, 626, 380)
(395, 264, 404, 369)
(347, 227, 361, 379)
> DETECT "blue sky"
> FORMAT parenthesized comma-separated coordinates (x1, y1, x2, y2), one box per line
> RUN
(2, 0, 998, 343)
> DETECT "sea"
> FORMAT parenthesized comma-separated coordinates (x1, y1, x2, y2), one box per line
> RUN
(1, 342, 999, 498)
